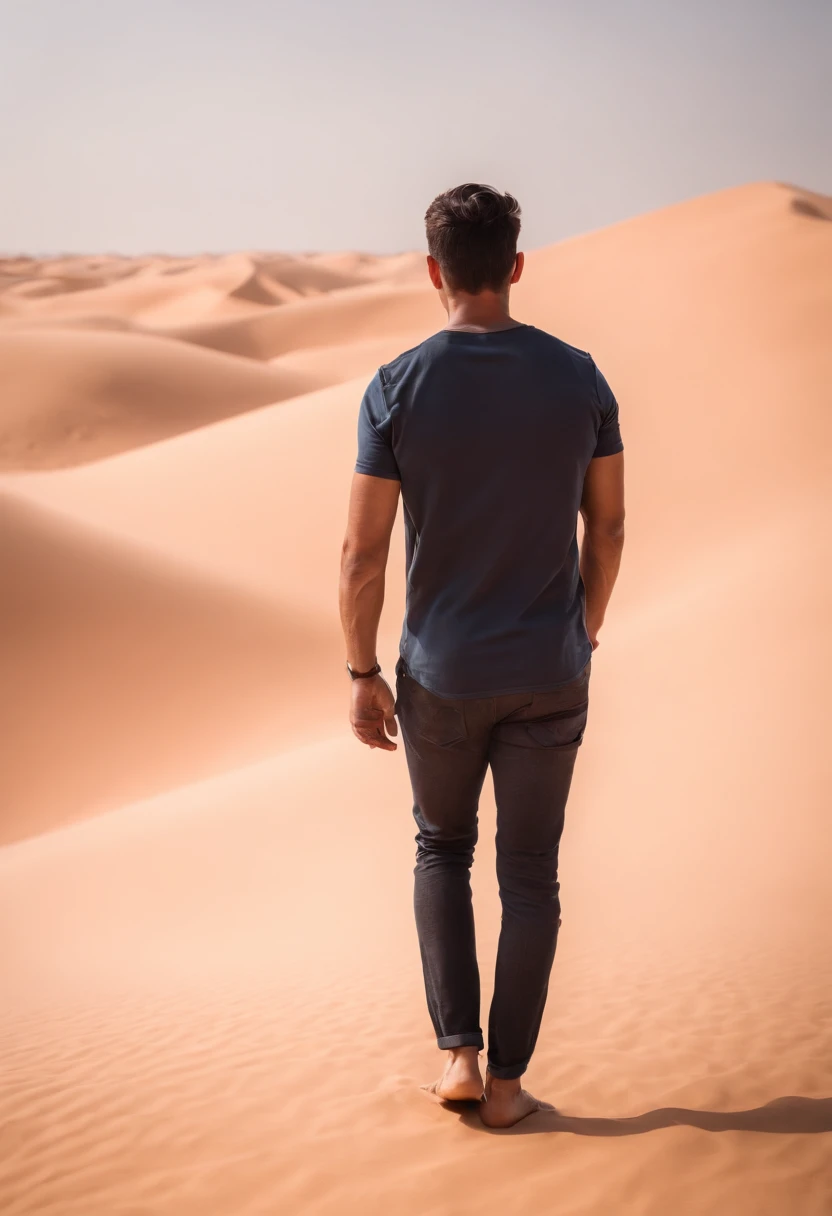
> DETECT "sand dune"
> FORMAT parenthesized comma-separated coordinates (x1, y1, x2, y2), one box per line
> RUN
(5, 378, 406, 618)
(0, 248, 440, 469)
(252, 254, 371, 296)
(0, 253, 265, 325)
(0, 493, 344, 843)
(1, 182, 830, 1216)
(0, 327, 321, 469)
(167, 281, 440, 360)
(270, 330, 431, 385)
(0, 250, 427, 327)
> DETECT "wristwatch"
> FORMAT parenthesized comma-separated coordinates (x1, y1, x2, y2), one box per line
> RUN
(346, 660, 382, 681)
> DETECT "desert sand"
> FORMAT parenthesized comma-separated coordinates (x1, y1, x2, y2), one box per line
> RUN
(1, 182, 831, 1215)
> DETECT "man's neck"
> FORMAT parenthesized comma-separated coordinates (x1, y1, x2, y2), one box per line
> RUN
(443, 290, 521, 333)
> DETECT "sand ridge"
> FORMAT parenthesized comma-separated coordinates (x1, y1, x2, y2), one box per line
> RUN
(1, 182, 831, 1216)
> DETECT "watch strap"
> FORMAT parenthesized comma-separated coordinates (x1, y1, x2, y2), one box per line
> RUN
(347, 660, 382, 681)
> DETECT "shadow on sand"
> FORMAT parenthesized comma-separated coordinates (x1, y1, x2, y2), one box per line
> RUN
(450, 1095, 832, 1136)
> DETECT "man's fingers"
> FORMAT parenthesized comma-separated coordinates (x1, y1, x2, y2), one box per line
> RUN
(357, 733, 397, 752)
(372, 736, 397, 752)
(376, 716, 398, 749)
(352, 721, 397, 751)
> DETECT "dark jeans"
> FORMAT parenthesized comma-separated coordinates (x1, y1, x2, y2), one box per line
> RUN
(394, 655, 591, 1080)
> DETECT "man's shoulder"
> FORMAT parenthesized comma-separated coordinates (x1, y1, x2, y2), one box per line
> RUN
(377, 331, 446, 387)
(532, 327, 596, 369)
(540, 332, 590, 359)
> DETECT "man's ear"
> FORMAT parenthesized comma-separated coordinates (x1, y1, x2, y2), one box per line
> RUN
(510, 251, 525, 285)
(427, 254, 444, 291)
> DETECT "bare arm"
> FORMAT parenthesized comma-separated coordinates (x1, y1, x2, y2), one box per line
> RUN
(339, 472, 401, 750)
(579, 452, 625, 649)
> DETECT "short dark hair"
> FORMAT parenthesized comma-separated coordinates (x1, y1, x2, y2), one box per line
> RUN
(425, 183, 521, 294)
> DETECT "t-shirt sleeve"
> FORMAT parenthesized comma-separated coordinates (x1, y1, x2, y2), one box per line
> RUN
(354, 370, 401, 481)
(591, 360, 624, 458)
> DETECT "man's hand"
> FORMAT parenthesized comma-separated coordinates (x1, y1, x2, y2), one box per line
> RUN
(350, 674, 399, 751)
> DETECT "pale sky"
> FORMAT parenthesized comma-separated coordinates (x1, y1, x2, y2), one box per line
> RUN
(1, 0, 829, 254)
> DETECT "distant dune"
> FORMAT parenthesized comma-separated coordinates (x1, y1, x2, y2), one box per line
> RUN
(1, 183, 830, 1216)
(167, 281, 441, 361)
(0, 326, 324, 469)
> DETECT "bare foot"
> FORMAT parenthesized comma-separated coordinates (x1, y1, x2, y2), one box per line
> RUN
(480, 1074, 555, 1128)
(420, 1046, 484, 1102)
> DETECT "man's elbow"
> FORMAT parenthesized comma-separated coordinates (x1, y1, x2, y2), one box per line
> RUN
(340, 539, 388, 582)
(582, 512, 626, 546)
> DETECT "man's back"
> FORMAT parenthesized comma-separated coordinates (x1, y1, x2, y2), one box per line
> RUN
(355, 323, 623, 697)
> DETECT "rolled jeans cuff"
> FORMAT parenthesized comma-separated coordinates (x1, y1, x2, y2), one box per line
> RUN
(437, 1032, 484, 1050)
(486, 1061, 528, 1080)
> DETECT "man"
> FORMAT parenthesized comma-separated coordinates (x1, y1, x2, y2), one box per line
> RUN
(339, 183, 625, 1128)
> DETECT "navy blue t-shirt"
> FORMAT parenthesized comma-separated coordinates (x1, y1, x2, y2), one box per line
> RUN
(355, 323, 623, 698)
